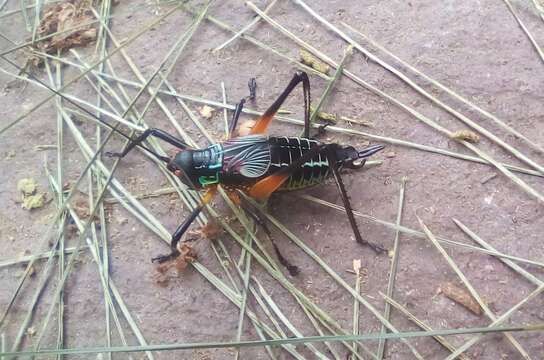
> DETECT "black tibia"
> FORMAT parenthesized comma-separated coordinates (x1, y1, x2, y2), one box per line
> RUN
(238, 194, 299, 276)
(325, 146, 385, 254)
(228, 78, 257, 138)
(105, 128, 190, 160)
(262, 71, 311, 137)
(151, 205, 203, 263)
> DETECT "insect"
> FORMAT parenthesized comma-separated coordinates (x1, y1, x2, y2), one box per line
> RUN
(3, 58, 384, 275)
(105, 71, 385, 274)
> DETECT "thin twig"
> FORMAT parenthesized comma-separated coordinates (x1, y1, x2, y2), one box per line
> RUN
(380, 293, 472, 360)
(246, 0, 544, 202)
(503, 0, 544, 64)
(377, 177, 407, 359)
(418, 218, 532, 359)
(213, 0, 279, 52)
(292, 0, 544, 175)
(303, 44, 352, 136)
(298, 194, 544, 268)
(341, 21, 544, 154)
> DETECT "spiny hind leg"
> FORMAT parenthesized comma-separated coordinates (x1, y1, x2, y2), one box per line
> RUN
(325, 146, 386, 254)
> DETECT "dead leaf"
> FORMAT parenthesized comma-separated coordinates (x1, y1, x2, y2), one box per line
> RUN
(153, 271, 170, 287)
(237, 119, 255, 137)
(441, 282, 482, 315)
(199, 105, 215, 119)
(385, 151, 396, 158)
(352, 259, 361, 273)
(153, 244, 198, 285)
(450, 130, 480, 143)
(26, 326, 36, 337)
(175, 243, 197, 272)
(30, 1, 97, 64)
(195, 222, 222, 241)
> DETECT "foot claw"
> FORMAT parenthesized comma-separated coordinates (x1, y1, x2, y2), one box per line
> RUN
(316, 123, 329, 137)
(104, 151, 122, 158)
(287, 265, 299, 276)
(151, 251, 179, 263)
(368, 242, 387, 255)
(248, 78, 257, 100)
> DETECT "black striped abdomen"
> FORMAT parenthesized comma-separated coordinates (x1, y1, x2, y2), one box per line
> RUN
(268, 137, 330, 191)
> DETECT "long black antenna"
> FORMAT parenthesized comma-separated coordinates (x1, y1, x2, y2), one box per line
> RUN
(0, 55, 170, 163)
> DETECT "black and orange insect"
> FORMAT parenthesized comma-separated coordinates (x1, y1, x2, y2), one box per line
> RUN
(106, 71, 385, 274)
(3, 58, 384, 275)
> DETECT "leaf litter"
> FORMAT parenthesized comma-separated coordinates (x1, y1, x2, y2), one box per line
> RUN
(29, 0, 98, 65)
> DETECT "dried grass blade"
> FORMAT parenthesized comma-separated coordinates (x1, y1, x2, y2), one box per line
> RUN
(377, 177, 407, 359)
(0, 247, 84, 269)
(303, 44, 352, 136)
(298, 194, 544, 267)
(46, 173, 140, 360)
(380, 293, 472, 360)
(452, 219, 543, 287)
(240, 196, 424, 360)
(293, 0, 544, 175)
(341, 21, 544, 154)
(418, 218, 532, 359)
(0, 2, 183, 136)
(213, 0, 279, 52)
(503, 0, 544, 64)
(245, 0, 544, 201)
(350, 260, 362, 360)
(2, 324, 543, 357)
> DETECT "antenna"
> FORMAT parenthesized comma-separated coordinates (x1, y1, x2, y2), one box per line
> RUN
(0, 55, 170, 163)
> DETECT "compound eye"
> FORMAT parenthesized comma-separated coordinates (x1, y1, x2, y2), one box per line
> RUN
(174, 169, 182, 177)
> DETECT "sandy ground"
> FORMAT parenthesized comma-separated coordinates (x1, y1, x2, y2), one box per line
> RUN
(1, 0, 544, 359)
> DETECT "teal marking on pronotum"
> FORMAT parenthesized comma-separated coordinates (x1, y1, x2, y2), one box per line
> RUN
(208, 144, 223, 169)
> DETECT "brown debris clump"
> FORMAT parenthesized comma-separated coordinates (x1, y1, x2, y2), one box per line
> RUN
(300, 49, 330, 75)
(153, 244, 198, 287)
(440, 282, 482, 315)
(31, 0, 98, 64)
(192, 222, 223, 242)
(450, 130, 480, 143)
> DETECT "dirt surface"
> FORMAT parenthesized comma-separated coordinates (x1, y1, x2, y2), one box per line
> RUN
(1, 0, 544, 359)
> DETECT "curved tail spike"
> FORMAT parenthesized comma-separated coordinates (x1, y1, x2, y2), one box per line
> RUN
(341, 143, 384, 169)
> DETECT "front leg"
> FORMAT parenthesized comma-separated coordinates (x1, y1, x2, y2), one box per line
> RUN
(152, 205, 203, 263)
(152, 188, 216, 263)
